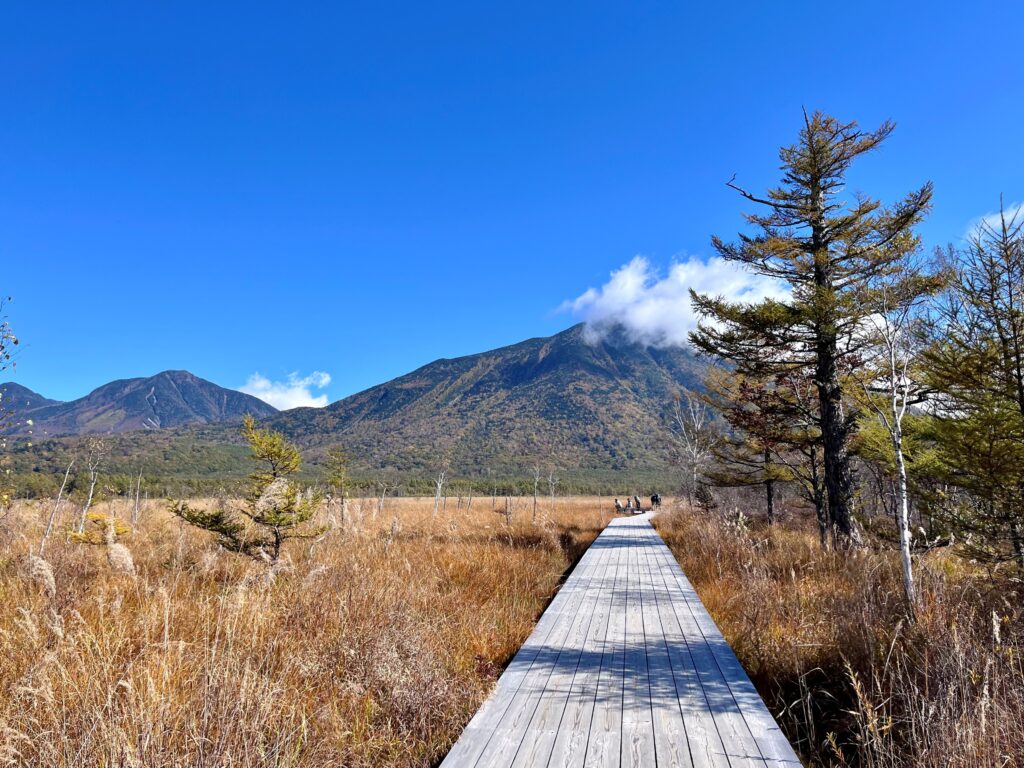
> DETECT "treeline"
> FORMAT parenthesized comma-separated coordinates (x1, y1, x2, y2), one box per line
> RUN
(5, 429, 673, 501)
(8, 440, 668, 504)
(676, 110, 1024, 610)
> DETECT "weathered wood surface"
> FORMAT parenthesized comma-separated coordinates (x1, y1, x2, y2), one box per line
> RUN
(440, 513, 802, 767)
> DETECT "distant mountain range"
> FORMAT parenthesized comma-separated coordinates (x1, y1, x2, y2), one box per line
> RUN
(0, 382, 62, 414)
(1, 370, 277, 436)
(4, 324, 705, 489)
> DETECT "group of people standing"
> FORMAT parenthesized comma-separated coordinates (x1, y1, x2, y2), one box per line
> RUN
(613, 493, 661, 515)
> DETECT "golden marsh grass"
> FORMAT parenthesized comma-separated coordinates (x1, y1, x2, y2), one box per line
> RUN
(0, 494, 612, 767)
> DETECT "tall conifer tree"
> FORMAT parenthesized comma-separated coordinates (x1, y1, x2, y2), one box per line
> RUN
(691, 111, 932, 546)
(924, 203, 1024, 567)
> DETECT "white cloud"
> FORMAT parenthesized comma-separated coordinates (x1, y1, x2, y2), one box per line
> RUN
(966, 201, 1024, 239)
(239, 371, 332, 410)
(561, 255, 788, 348)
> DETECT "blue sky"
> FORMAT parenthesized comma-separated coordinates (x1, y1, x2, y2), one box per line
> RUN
(2, 2, 1022, 406)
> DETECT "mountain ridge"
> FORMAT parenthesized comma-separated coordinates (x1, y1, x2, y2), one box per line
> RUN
(7, 324, 703, 490)
(267, 323, 704, 476)
(2, 370, 277, 436)
(0, 382, 62, 414)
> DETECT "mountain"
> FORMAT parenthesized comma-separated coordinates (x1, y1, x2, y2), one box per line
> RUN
(7, 325, 705, 491)
(0, 382, 62, 414)
(270, 323, 705, 477)
(3, 370, 277, 436)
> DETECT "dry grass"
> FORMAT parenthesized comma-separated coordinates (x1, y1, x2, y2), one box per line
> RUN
(0, 494, 609, 767)
(655, 503, 1024, 767)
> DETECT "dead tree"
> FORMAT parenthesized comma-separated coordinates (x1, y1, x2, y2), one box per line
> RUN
(41, 459, 74, 554)
(670, 388, 718, 506)
(76, 439, 106, 534)
(432, 470, 446, 518)
(131, 470, 143, 527)
(532, 464, 542, 522)
(860, 279, 937, 613)
(548, 468, 558, 512)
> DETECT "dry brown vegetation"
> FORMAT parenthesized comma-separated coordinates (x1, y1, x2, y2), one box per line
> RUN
(0, 494, 608, 767)
(655, 502, 1024, 768)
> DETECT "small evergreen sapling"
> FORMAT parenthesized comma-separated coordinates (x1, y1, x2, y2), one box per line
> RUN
(324, 445, 349, 526)
(171, 415, 324, 566)
(325, 445, 349, 502)
(694, 483, 718, 515)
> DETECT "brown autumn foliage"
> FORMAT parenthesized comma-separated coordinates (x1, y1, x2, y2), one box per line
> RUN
(0, 494, 606, 767)
(655, 501, 1024, 767)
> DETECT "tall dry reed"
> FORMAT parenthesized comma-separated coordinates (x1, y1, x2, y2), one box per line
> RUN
(655, 505, 1024, 767)
(0, 495, 605, 767)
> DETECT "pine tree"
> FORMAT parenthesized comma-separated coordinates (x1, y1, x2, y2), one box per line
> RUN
(171, 415, 323, 566)
(924, 202, 1024, 568)
(325, 445, 349, 502)
(691, 111, 932, 547)
(702, 367, 792, 525)
(694, 482, 717, 515)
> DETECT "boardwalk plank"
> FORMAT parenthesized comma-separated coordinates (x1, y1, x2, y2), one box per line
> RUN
(467, 533, 610, 767)
(636, 522, 694, 768)
(440, 539, 601, 767)
(508, 526, 615, 768)
(440, 513, 802, 768)
(621, 520, 656, 768)
(545, 523, 624, 768)
(658, 550, 802, 768)
(650, 537, 767, 766)
(646, 537, 732, 768)
(582, 524, 627, 767)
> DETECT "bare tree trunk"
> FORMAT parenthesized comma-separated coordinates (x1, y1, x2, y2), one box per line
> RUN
(41, 460, 74, 554)
(78, 467, 99, 534)
(810, 444, 828, 549)
(132, 470, 143, 527)
(863, 295, 922, 611)
(671, 388, 716, 510)
(1011, 517, 1024, 572)
(810, 191, 861, 549)
(893, 425, 916, 612)
(76, 440, 106, 534)
(817, 344, 860, 546)
(433, 471, 446, 518)
(548, 470, 557, 513)
(532, 465, 540, 523)
(764, 449, 775, 526)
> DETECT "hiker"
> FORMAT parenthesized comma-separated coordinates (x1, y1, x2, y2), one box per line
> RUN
(625, 497, 633, 512)
(633, 495, 642, 513)
(614, 498, 624, 514)
(651, 493, 662, 509)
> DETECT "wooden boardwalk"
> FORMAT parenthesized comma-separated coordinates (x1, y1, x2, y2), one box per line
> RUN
(440, 513, 802, 767)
